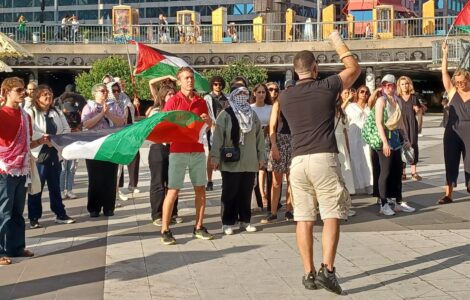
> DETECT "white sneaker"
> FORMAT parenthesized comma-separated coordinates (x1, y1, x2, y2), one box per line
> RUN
(118, 190, 129, 201)
(418, 133, 423, 137)
(66, 191, 78, 199)
(348, 210, 357, 217)
(61, 191, 68, 199)
(398, 202, 416, 213)
(380, 203, 395, 216)
(222, 225, 234, 235)
(129, 187, 140, 194)
(240, 222, 257, 232)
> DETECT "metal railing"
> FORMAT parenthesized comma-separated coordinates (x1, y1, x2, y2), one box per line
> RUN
(0, 16, 461, 45)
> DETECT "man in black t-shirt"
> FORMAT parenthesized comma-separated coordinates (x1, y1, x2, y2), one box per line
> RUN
(280, 31, 360, 295)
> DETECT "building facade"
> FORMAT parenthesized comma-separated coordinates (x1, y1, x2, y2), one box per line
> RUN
(0, 0, 318, 24)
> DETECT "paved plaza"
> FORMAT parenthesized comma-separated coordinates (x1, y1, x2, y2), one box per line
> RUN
(1, 115, 470, 300)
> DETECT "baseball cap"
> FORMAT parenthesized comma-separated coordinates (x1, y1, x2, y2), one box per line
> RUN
(381, 74, 396, 84)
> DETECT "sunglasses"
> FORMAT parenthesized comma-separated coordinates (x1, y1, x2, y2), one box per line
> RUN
(12, 87, 26, 93)
(112, 89, 120, 93)
(213, 82, 222, 87)
(359, 90, 370, 94)
(455, 80, 467, 85)
(97, 89, 108, 93)
(268, 88, 279, 92)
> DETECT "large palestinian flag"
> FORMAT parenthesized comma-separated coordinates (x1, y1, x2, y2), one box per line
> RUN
(50, 111, 206, 165)
(455, 1, 470, 33)
(133, 42, 210, 92)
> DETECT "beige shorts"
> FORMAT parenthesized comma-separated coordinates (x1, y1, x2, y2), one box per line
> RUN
(289, 153, 351, 221)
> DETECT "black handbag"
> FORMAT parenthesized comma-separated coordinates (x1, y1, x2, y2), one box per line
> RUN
(220, 107, 240, 162)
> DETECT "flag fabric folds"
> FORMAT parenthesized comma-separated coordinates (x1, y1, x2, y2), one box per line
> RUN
(50, 111, 207, 165)
(455, 1, 470, 33)
(132, 42, 210, 92)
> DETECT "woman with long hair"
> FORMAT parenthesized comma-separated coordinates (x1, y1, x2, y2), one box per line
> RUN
(82, 83, 125, 217)
(250, 83, 272, 211)
(438, 42, 470, 204)
(344, 85, 373, 194)
(26, 85, 75, 229)
(397, 76, 422, 181)
(147, 84, 183, 225)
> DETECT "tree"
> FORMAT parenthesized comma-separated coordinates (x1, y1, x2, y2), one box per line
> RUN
(75, 56, 151, 100)
(202, 60, 268, 92)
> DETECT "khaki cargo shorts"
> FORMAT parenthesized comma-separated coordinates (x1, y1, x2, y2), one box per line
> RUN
(289, 153, 351, 221)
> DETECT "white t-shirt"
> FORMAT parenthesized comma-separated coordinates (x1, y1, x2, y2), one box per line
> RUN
(250, 103, 272, 127)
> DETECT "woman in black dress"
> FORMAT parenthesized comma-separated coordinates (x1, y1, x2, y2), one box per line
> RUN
(397, 76, 422, 181)
(438, 42, 470, 204)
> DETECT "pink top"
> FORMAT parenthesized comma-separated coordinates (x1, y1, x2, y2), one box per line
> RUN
(81, 100, 124, 130)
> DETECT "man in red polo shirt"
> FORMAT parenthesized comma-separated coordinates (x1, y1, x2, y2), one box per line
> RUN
(160, 67, 213, 245)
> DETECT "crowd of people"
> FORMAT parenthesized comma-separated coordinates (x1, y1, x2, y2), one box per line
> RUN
(0, 34, 468, 295)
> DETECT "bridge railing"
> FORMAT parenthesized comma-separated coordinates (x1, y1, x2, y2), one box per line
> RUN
(0, 16, 459, 45)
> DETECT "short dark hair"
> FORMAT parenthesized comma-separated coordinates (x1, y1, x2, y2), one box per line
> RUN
(210, 76, 226, 90)
(293, 50, 316, 74)
(176, 66, 194, 79)
(230, 76, 248, 88)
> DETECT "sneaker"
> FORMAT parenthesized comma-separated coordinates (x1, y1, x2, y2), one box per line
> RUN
(239, 222, 257, 232)
(161, 230, 176, 245)
(115, 201, 122, 208)
(302, 272, 318, 290)
(153, 218, 162, 226)
(285, 211, 294, 221)
(348, 210, 357, 217)
(66, 191, 78, 199)
(260, 213, 278, 224)
(315, 264, 343, 295)
(397, 202, 416, 213)
(193, 226, 213, 240)
(222, 225, 234, 235)
(171, 215, 184, 224)
(118, 190, 129, 201)
(55, 215, 76, 224)
(380, 203, 395, 216)
(205, 181, 213, 191)
(128, 187, 140, 194)
(418, 133, 424, 137)
(29, 219, 41, 229)
(61, 191, 68, 199)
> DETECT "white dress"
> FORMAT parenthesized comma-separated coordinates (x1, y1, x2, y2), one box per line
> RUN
(335, 117, 356, 194)
(344, 103, 373, 194)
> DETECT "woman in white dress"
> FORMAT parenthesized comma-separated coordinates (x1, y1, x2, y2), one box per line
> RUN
(344, 85, 373, 194)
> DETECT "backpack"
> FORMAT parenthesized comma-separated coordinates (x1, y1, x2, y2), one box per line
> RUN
(361, 106, 388, 150)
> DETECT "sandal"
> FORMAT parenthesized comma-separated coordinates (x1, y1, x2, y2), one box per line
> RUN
(18, 249, 34, 257)
(437, 196, 453, 205)
(0, 256, 12, 265)
(411, 173, 422, 181)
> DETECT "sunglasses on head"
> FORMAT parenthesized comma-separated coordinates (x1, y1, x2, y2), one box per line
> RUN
(97, 89, 108, 93)
(268, 87, 279, 92)
(112, 89, 120, 93)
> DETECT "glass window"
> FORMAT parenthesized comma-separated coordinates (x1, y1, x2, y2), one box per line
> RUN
(3, 13, 13, 22)
(15, 0, 33, 7)
(146, 7, 167, 18)
(80, 10, 98, 20)
(169, 6, 194, 17)
(100, 9, 112, 20)
(78, 0, 98, 4)
(0, 0, 12, 8)
(246, 4, 254, 14)
(59, 0, 76, 5)
(102, 0, 118, 4)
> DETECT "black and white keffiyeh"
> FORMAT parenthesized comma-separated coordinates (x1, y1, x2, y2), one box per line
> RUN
(229, 87, 253, 144)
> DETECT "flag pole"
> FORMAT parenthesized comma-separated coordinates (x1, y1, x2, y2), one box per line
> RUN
(126, 40, 140, 115)
(444, 23, 455, 44)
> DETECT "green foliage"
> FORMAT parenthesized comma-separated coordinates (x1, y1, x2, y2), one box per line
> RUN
(75, 56, 150, 100)
(202, 60, 268, 92)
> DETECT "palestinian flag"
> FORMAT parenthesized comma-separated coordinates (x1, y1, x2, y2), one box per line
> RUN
(455, 1, 470, 33)
(133, 42, 210, 92)
(50, 111, 206, 165)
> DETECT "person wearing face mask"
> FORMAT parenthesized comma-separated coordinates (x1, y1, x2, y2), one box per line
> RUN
(26, 85, 75, 229)
(210, 85, 266, 235)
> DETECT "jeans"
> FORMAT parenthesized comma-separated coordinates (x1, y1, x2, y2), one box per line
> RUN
(28, 153, 67, 220)
(0, 174, 27, 256)
(60, 159, 77, 192)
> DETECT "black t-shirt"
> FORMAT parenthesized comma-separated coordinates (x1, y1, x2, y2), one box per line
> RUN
(280, 75, 342, 157)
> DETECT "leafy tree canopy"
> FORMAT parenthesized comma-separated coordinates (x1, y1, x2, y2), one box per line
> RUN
(75, 56, 150, 100)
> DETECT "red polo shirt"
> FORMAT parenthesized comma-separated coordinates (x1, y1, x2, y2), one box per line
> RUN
(163, 91, 208, 153)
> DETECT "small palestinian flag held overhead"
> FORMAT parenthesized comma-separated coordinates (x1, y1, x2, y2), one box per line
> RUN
(133, 42, 210, 92)
(50, 111, 207, 165)
(455, 1, 470, 33)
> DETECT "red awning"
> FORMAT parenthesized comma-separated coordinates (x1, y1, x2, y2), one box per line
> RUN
(345, 2, 375, 11)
